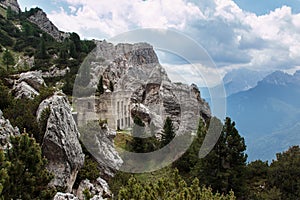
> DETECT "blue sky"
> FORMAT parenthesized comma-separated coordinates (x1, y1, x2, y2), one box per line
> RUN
(17, 0, 300, 86)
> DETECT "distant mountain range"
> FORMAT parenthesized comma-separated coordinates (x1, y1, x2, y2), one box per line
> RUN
(223, 68, 270, 96)
(227, 70, 300, 161)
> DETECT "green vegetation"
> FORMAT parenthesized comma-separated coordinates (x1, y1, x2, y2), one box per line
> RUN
(0, 133, 55, 199)
(118, 169, 236, 200)
(2, 49, 15, 70)
(126, 116, 160, 153)
(161, 116, 176, 147)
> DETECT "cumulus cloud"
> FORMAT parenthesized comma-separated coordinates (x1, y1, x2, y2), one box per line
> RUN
(47, 0, 300, 74)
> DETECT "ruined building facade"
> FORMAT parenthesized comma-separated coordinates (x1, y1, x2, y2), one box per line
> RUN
(76, 91, 132, 130)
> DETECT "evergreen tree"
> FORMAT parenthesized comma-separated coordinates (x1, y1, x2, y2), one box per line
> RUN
(96, 75, 104, 95)
(69, 32, 82, 52)
(2, 49, 15, 71)
(130, 116, 146, 153)
(22, 22, 34, 36)
(1, 133, 55, 199)
(6, 6, 13, 20)
(36, 38, 48, 59)
(0, 150, 8, 196)
(0, 80, 13, 110)
(109, 80, 114, 92)
(69, 40, 77, 58)
(268, 146, 300, 199)
(196, 117, 247, 198)
(161, 116, 175, 147)
(173, 119, 206, 173)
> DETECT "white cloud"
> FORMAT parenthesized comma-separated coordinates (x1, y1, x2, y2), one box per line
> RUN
(47, 0, 300, 73)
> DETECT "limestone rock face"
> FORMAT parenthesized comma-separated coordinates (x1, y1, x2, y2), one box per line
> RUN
(0, 109, 19, 149)
(79, 123, 123, 178)
(0, 0, 20, 13)
(53, 192, 79, 200)
(37, 92, 84, 192)
(28, 9, 67, 42)
(85, 41, 211, 133)
(12, 71, 46, 99)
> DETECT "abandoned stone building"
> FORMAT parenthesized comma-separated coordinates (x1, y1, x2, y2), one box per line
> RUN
(75, 90, 132, 130)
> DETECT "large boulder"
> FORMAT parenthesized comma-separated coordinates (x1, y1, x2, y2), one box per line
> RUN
(53, 192, 79, 200)
(12, 71, 46, 99)
(37, 92, 84, 192)
(0, 109, 19, 149)
(79, 123, 123, 178)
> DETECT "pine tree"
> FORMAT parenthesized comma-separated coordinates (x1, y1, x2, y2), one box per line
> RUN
(130, 116, 145, 153)
(96, 75, 104, 95)
(36, 38, 48, 59)
(0, 150, 8, 196)
(196, 117, 247, 198)
(1, 133, 55, 199)
(6, 6, 13, 20)
(161, 116, 175, 147)
(2, 49, 15, 71)
(268, 146, 300, 199)
(173, 119, 206, 173)
(109, 80, 114, 92)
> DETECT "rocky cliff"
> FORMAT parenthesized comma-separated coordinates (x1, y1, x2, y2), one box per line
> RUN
(28, 9, 68, 42)
(81, 40, 211, 133)
(0, 0, 20, 13)
(37, 92, 84, 192)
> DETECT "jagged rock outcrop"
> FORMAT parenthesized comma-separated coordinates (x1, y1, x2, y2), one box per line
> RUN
(28, 9, 68, 42)
(85, 41, 211, 133)
(42, 66, 70, 78)
(76, 178, 111, 200)
(0, 109, 19, 149)
(0, 0, 20, 13)
(37, 92, 84, 192)
(53, 192, 79, 200)
(12, 71, 46, 99)
(79, 123, 123, 178)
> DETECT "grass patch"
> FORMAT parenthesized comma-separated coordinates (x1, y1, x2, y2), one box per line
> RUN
(134, 166, 174, 184)
(114, 132, 132, 150)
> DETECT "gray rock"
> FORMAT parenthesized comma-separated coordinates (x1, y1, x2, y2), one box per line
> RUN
(13, 81, 39, 99)
(42, 66, 70, 78)
(76, 178, 111, 200)
(28, 9, 68, 42)
(0, 0, 20, 13)
(37, 92, 84, 192)
(0, 109, 19, 149)
(18, 71, 46, 91)
(79, 122, 123, 178)
(53, 192, 79, 200)
(12, 71, 46, 99)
